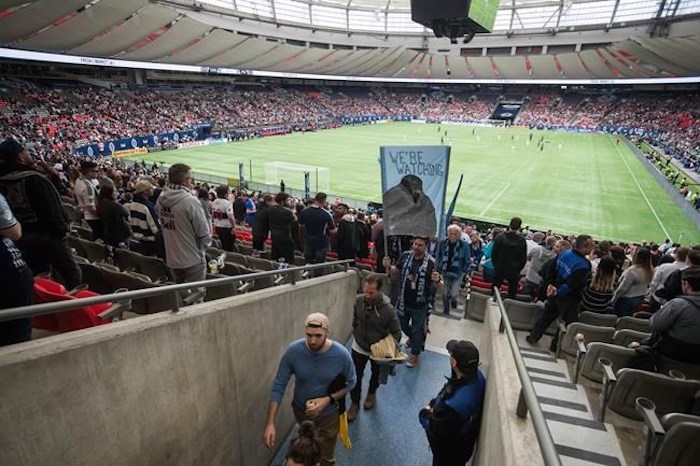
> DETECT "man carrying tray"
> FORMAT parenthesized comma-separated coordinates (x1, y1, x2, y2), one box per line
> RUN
(347, 274, 403, 422)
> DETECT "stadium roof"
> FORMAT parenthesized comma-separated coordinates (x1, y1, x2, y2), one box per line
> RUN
(0, 0, 699, 81)
(194, 0, 700, 34)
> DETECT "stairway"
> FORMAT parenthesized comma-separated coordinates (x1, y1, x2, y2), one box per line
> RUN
(518, 340, 628, 466)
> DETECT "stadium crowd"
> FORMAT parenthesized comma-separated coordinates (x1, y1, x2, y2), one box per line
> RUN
(1, 79, 697, 170)
(1, 122, 699, 465)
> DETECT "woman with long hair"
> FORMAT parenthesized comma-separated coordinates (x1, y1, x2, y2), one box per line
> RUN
(580, 256, 616, 314)
(611, 248, 653, 316)
(285, 421, 321, 466)
(97, 183, 130, 248)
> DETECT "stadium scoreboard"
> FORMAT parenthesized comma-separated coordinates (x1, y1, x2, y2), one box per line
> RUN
(411, 0, 500, 35)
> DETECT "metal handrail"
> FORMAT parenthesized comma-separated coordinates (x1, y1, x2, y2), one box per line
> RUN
(0, 260, 354, 323)
(494, 289, 562, 466)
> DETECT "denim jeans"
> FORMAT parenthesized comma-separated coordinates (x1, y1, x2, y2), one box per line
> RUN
(614, 296, 644, 317)
(304, 244, 328, 277)
(441, 274, 463, 313)
(399, 305, 428, 356)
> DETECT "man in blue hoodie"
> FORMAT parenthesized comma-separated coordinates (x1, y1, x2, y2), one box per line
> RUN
(527, 235, 593, 348)
(156, 164, 211, 291)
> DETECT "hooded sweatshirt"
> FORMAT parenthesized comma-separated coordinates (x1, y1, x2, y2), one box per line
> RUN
(156, 185, 212, 269)
(491, 230, 527, 278)
(352, 293, 402, 353)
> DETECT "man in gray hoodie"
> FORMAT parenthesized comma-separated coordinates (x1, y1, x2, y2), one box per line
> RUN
(348, 274, 402, 422)
(156, 164, 212, 291)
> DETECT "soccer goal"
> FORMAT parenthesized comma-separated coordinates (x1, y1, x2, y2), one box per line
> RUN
(264, 161, 330, 192)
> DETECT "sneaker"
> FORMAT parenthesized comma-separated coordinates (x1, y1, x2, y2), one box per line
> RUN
(451, 299, 458, 309)
(525, 335, 538, 345)
(363, 394, 376, 411)
(347, 403, 359, 422)
(406, 355, 419, 368)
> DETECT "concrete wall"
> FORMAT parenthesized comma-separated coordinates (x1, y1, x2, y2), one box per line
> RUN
(474, 302, 544, 466)
(0, 272, 360, 466)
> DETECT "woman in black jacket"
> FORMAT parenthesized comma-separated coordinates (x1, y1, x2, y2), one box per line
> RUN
(97, 183, 130, 248)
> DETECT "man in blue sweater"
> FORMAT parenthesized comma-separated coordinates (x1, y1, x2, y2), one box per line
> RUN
(527, 235, 593, 349)
(436, 225, 472, 315)
(264, 313, 356, 466)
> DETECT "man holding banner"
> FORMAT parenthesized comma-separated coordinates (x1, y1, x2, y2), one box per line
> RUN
(383, 237, 442, 367)
(379, 145, 451, 368)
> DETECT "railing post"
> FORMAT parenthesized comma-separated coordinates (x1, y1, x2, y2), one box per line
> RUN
(516, 388, 529, 418)
(170, 290, 180, 313)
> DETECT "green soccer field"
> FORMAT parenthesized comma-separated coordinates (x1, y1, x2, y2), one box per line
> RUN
(126, 123, 700, 244)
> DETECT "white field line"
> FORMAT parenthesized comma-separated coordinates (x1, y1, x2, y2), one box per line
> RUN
(612, 136, 671, 239)
(480, 183, 511, 216)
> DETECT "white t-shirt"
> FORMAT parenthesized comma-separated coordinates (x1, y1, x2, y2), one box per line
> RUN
(74, 177, 99, 220)
(211, 198, 234, 228)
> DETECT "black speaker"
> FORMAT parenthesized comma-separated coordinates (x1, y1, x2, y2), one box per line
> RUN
(411, 0, 471, 23)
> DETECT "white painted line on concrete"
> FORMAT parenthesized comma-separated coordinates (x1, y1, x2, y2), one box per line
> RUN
(480, 183, 511, 216)
(611, 136, 671, 239)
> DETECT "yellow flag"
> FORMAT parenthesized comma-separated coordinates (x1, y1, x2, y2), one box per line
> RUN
(338, 412, 352, 449)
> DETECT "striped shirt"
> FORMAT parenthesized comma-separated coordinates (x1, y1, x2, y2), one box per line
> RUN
(129, 201, 159, 241)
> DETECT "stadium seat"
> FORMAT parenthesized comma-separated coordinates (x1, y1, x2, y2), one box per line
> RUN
(247, 256, 276, 271)
(503, 299, 544, 330)
(70, 224, 94, 240)
(559, 322, 615, 357)
(599, 364, 700, 422)
(227, 253, 249, 267)
(579, 343, 635, 384)
(32, 277, 129, 332)
(613, 329, 651, 347)
(204, 273, 237, 302)
(131, 253, 173, 283)
(114, 248, 142, 273)
(637, 399, 700, 466)
(658, 356, 700, 381)
(616, 316, 651, 333)
(578, 311, 618, 327)
(466, 288, 491, 322)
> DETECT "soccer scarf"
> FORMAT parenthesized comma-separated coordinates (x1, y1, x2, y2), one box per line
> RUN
(396, 252, 430, 312)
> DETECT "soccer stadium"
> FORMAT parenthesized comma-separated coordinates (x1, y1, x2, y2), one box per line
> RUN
(0, 1, 699, 466)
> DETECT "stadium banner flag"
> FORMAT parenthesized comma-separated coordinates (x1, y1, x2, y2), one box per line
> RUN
(379, 145, 451, 238)
(444, 174, 464, 237)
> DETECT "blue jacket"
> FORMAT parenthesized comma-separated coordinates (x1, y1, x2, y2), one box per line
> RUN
(419, 370, 486, 463)
(555, 249, 591, 299)
(436, 238, 472, 278)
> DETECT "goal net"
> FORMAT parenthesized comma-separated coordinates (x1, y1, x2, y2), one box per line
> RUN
(264, 162, 330, 192)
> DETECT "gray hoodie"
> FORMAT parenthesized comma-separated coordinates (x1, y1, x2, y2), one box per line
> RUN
(157, 187, 212, 270)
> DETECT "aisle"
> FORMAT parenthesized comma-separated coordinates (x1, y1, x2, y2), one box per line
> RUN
(270, 349, 451, 466)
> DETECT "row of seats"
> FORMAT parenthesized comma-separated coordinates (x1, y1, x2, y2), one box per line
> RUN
(461, 273, 700, 466)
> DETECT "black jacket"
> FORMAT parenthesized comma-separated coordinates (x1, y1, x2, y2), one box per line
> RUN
(352, 293, 402, 352)
(491, 230, 527, 277)
(0, 162, 70, 239)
